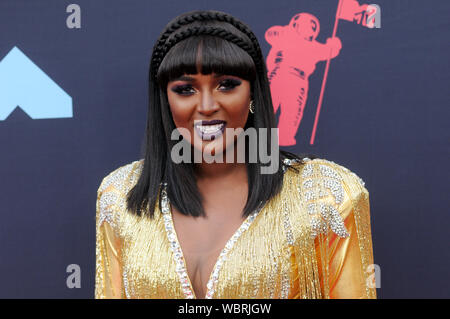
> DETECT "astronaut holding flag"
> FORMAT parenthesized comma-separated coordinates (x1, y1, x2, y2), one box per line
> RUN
(265, 13, 342, 146)
(265, 0, 380, 146)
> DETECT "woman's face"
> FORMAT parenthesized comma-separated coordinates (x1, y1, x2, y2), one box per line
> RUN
(167, 72, 251, 158)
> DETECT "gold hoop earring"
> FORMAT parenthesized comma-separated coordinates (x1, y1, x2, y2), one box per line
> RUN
(249, 100, 255, 114)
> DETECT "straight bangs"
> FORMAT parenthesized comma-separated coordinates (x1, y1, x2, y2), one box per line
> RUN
(156, 34, 257, 90)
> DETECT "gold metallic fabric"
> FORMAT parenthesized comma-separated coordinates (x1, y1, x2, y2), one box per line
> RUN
(95, 158, 376, 299)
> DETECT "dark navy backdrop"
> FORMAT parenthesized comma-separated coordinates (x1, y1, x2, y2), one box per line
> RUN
(0, 0, 448, 298)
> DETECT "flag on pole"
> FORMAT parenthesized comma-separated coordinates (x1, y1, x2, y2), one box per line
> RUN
(337, 0, 379, 28)
(310, 0, 379, 145)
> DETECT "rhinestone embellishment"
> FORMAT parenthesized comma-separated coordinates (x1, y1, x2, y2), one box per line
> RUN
(98, 193, 118, 229)
(160, 183, 264, 299)
(301, 161, 350, 239)
(97, 161, 138, 231)
(282, 158, 299, 172)
(123, 266, 133, 299)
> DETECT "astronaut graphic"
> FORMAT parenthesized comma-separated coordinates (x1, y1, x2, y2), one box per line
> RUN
(265, 13, 342, 146)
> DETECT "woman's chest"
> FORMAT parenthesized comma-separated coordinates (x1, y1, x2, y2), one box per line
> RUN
(171, 210, 249, 298)
(119, 205, 304, 299)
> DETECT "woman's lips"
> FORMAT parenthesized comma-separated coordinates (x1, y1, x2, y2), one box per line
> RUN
(194, 121, 226, 141)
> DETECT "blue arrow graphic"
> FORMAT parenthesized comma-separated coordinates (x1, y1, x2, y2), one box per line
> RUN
(0, 46, 72, 120)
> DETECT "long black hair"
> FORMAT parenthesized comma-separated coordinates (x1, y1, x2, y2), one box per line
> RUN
(126, 10, 315, 218)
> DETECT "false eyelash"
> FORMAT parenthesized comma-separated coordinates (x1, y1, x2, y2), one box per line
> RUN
(219, 78, 241, 90)
(171, 85, 194, 95)
(171, 78, 242, 96)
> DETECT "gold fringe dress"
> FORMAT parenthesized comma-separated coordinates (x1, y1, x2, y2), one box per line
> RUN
(95, 157, 376, 299)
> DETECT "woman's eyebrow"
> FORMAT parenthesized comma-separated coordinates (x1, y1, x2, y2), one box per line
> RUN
(172, 75, 195, 82)
(171, 73, 226, 82)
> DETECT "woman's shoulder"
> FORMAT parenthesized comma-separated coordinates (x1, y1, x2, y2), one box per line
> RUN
(283, 156, 367, 194)
(97, 158, 144, 196)
(283, 156, 369, 239)
(96, 159, 144, 231)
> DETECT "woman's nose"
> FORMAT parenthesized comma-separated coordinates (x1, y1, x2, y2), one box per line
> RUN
(197, 91, 219, 114)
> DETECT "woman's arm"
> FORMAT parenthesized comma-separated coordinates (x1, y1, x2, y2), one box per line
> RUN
(95, 181, 123, 299)
(320, 179, 376, 299)
(305, 159, 377, 298)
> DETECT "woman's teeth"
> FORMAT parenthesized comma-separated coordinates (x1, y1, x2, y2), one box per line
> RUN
(196, 123, 224, 133)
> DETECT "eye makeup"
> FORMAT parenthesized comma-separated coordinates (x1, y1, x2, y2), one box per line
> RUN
(170, 84, 195, 95)
(218, 78, 242, 90)
(170, 77, 242, 96)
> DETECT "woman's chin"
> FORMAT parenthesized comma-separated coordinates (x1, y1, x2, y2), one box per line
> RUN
(195, 142, 224, 157)
(192, 139, 239, 162)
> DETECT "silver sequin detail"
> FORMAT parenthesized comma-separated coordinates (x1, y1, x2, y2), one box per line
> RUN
(300, 160, 350, 239)
(328, 205, 350, 238)
(281, 270, 290, 299)
(310, 216, 327, 238)
(98, 192, 117, 229)
(309, 199, 349, 239)
(319, 202, 329, 220)
(282, 206, 295, 245)
(307, 203, 316, 215)
(282, 158, 301, 172)
(267, 254, 279, 298)
(356, 175, 365, 187)
(160, 186, 195, 299)
(318, 189, 328, 198)
(339, 163, 366, 187)
(283, 158, 300, 166)
(96, 160, 144, 298)
(323, 178, 344, 205)
(97, 160, 142, 230)
(252, 271, 261, 298)
(319, 164, 342, 180)
(302, 179, 313, 189)
(160, 184, 264, 299)
(117, 161, 142, 216)
(123, 267, 131, 299)
(302, 163, 313, 178)
(304, 190, 316, 201)
(99, 163, 135, 194)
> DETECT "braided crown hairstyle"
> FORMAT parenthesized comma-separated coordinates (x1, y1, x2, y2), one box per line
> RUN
(150, 10, 265, 80)
(126, 10, 308, 218)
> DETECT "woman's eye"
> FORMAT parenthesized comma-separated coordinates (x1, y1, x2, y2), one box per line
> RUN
(218, 79, 241, 91)
(170, 78, 241, 95)
(171, 85, 195, 95)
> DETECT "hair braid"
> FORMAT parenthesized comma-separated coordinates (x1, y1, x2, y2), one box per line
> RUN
(150, 11, 265, 78)
(152, 25, 263, 76)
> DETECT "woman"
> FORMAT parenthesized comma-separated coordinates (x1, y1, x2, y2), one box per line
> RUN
(95, 10, 376, 299)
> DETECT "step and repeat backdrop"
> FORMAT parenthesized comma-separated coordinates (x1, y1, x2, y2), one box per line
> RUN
(0, 0, 448, 298)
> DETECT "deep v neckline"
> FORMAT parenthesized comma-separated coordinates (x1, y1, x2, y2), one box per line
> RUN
(159, 183, 264, 299)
